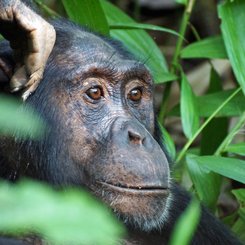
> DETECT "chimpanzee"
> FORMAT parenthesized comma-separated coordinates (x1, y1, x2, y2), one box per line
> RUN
(0, 1, 242, 245)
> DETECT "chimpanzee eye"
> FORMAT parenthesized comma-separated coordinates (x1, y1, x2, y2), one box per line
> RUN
(128, 88, 142, 102)
(86, 86, 103, 100)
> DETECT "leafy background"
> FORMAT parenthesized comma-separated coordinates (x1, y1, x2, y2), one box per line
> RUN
(0, 0, 244, 244)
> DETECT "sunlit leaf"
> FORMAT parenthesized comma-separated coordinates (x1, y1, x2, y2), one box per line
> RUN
(61, 0, 109, 35)
(188, 155, 245, 184)
(219, 0, 245, 94)
(101, 0, 171, 83)
(180, 72, 199, 139)
(186, 154, 221, 210)
(0, 180, 124, 244)
(169, 200, 200, 245)
(175, 0, 187, 5)
(181, 36, 228, 59)
(0, 94, 45, 139)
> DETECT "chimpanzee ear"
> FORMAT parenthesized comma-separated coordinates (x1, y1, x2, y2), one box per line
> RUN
(0, 41, 14, 84)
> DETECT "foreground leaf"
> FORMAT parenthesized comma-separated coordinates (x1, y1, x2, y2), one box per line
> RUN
(188, 155, 245, 184)
(180, 72, 199, 139)
(0, 180, 124, 244)
(219, 0, 245, 94)
(0, 94, 45, 139)
(101, 0, 171, 83)
(169, 200, 200, 245)
(61, 0, 109, 35)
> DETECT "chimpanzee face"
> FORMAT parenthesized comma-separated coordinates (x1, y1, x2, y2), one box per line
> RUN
(23, 23, 171, 232)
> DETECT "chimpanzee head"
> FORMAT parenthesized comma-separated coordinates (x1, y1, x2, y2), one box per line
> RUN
(7, 20, 171, 232)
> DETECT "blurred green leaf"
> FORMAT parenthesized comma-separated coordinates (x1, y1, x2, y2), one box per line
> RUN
(188, 155, 245, 184)
(181, 36, 228, 59)
(170, 89, 245, 117)
(0, 94, 45, 139)
(0, 180, 124, 245)
(175, 0, 187, 5)
(219, 0, 245, 94)
(159, 122, 176, 160)
(110, 23, 181, 38)
(186, 154, 221, 210)
(169, 200, 200, 245)
(101, 0, 171, 83)
(61, 0, 109, 35)
(225, 143, 245, 156)
(180, 72, 199, 139)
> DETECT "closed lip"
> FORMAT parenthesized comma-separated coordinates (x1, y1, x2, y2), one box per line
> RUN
(97, 181, 169, 195)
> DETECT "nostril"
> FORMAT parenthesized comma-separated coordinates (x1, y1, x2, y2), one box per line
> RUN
(128, 130, 143, 145)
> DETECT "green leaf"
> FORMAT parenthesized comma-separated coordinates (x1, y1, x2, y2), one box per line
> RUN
(110, 23, 181, 38)
(101, 0, 170, 83)
(186, 154, 221, 210)
(180, 72, 199, 139)
(159, 122, 176, 160)
(169, 200, 201, 245)
(170, 89, 245, 117)
(181, 36, 228, 59)
(225, 143, 245, 156)
(0, 180, 124, 244)
(232, 189, 245, 207)
(175, 0, 188, 5)
(188, 155, 245, 184)
(219, 0, 245, 94)
(61, 0, 109, 35)
(0, 94, 45, 139)
(232, 218, 245, 242)
(200, 68, 228, 155)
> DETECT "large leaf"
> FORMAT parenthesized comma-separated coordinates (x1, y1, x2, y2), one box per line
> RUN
(101, 0, 172, 83)
(169, 200, 200, 245)
(219, 0, 245, 94)
(181, 36, 228, 59)
(0, 180, 123, 244)
(186, 154, 221, 210)
(170, 89, 245, 117)
(180, 72, 199, 139)
(0, 94, 45, 139)
(188, 155, 245, 184)
(61, 0, 109, 35)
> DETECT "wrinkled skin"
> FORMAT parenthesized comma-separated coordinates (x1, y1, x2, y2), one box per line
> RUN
(0, 4, 242, 245)
(0, 0, 55, 100)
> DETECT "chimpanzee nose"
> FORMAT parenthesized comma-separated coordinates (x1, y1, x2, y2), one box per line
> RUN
(128, 127, 145, 145)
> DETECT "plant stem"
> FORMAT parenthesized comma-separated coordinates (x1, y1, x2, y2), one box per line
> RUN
(214, 112, 245, 156)
(176, 87, 242, 163)
(158, 0, 196, 122)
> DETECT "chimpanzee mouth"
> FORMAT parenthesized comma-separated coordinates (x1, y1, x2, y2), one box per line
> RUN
(97, 181, 169, 194)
